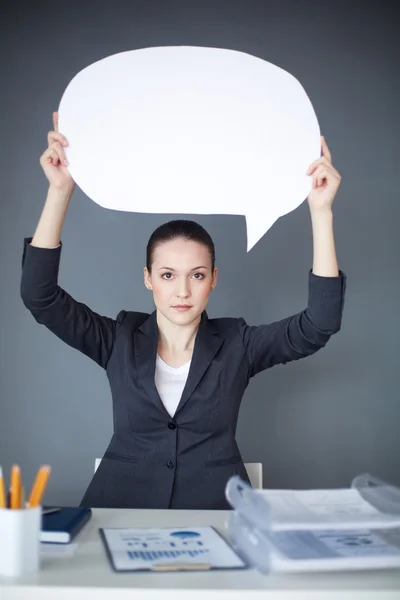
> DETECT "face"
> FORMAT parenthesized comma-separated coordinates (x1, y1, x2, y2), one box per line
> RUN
(144, 238, 218, 326)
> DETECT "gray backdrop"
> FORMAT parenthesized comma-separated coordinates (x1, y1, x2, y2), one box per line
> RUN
(1, 0, 399, 506)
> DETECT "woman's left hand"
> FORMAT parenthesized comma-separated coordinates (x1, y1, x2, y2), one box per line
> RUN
(306, 136, 341, 212)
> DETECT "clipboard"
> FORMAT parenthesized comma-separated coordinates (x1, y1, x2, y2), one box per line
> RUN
(99, 525, 248, 573)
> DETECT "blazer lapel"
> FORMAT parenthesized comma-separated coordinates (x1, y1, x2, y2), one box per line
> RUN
(175, 311, 223, 416)
(134, 310, 224, 417)
(134, 311, 168, 415)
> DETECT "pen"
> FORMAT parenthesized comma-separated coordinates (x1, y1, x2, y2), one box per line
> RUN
(151, 563, 212, 571)
(0, 466, 6, 509)
(27, 465, 51, 508)
(10, 465, 22, 509)
(42, 507, 61, 516)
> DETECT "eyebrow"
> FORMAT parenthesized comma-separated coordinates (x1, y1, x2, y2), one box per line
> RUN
(157, 266, 209, 271)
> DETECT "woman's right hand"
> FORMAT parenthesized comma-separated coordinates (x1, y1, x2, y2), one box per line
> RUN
(39, 112, 75, 192)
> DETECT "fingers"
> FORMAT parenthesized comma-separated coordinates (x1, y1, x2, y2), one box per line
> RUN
(40, 141, 68, 167)
(310, 164, 341, 188)
(314, 166, 327, 188)
(51, 141, 68, 166)
(47, 130, 68, 147)
(321, 136, 332, 162)
(307, 155, 332, 174)
(46, 131, 68, 166)
(40, 147, 60, 167)
(310, 165, 328, 188)
(40, 112, 70, 171)
(307, 137, 333, 174)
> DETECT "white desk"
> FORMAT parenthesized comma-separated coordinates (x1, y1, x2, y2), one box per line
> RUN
(1, 508, 400, 599)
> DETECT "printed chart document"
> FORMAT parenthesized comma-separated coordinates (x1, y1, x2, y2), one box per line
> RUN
(99, 526, 246, 572)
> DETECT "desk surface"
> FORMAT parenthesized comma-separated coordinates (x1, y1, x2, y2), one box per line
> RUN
(1, 508, 400, 599)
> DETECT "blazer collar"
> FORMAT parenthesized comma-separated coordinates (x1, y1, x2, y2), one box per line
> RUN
(135, 310, 223, 417)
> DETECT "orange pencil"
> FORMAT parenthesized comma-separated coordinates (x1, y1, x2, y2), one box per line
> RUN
(10, 465, 22, 509)
(0, 466, 6, 509)
(27, 465, 51, 508)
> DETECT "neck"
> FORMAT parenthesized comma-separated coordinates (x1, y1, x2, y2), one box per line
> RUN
(156, 310, 201, 354)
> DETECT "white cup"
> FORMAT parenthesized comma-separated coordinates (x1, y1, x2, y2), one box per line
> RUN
(0, 505, 41, 577)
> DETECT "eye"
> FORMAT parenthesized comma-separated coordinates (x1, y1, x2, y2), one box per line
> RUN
(192, 272, 205, 280)
(161, 272, 174, 280)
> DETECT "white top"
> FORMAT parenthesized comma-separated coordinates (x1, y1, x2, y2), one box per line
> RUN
(154, 354, 191, 417)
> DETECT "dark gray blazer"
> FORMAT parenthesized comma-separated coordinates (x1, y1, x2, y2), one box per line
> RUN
(20, 238, 346, 510)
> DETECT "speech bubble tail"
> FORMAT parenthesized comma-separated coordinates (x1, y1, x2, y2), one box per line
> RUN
(245, 213, 279, 252)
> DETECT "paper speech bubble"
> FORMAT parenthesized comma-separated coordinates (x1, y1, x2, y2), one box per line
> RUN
(58, 46, 320, 250)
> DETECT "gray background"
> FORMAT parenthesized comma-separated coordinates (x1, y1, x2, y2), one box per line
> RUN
(1, 0, 399, 506)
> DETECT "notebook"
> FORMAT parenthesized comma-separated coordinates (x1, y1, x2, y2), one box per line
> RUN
(40, 507, 92, 543)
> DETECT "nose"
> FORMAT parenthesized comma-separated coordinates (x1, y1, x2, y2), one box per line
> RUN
(175, 277, 191, 299)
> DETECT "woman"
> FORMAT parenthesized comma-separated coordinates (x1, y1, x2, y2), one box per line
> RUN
(21, 112, 346, 510)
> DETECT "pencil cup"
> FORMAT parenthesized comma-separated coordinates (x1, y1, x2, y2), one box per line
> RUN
(0, 505, 41, 577)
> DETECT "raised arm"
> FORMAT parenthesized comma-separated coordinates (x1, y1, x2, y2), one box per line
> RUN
(30, 111, 74, 249)
(238, 269, 345, 377)
(20, 112, 120, 369)
(240, 136, 346, 376)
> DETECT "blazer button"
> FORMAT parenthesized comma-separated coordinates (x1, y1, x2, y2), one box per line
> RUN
(168, 422, 177, 430)
(166, 460, 175, 469)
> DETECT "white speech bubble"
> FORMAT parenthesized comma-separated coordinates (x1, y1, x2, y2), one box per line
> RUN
(58, 46, 320, 251)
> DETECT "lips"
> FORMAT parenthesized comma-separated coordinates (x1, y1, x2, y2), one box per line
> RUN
(172, 305, 192, 311)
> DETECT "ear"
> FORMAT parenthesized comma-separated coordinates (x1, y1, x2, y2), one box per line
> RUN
(143, 267, 153, 291)
(210, 267, 218, 290)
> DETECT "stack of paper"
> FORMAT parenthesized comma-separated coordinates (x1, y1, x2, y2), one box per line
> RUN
(253, 487, 400, 572)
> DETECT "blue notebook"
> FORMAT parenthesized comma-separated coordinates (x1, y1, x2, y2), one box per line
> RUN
(40, 507, 92, 544)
